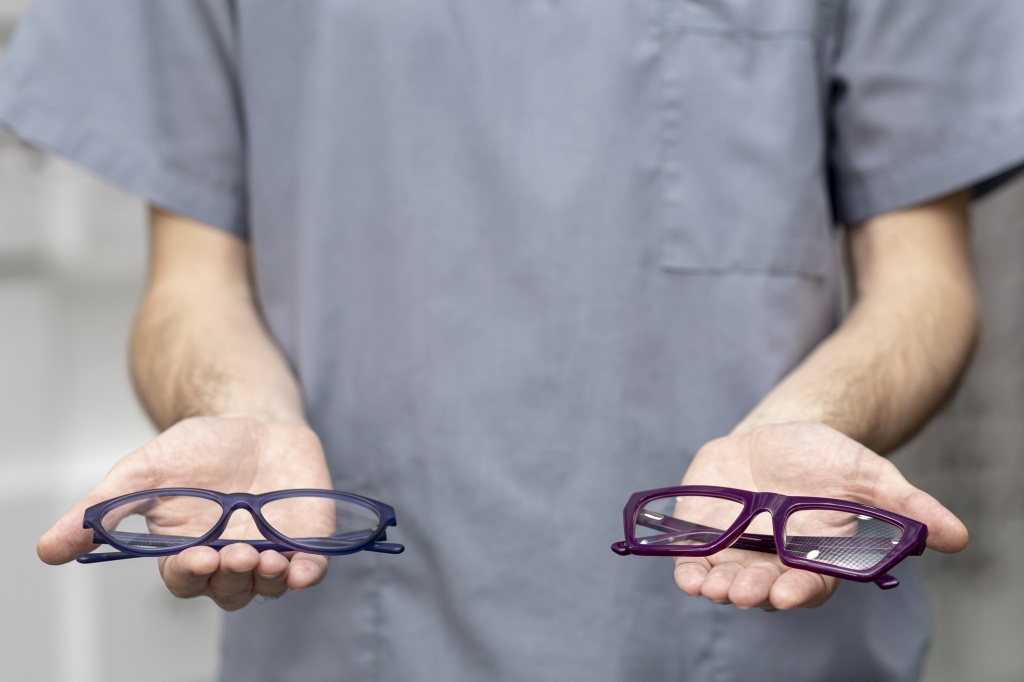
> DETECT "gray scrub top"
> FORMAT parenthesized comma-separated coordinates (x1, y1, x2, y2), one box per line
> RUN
(4, 2, 1024, 681)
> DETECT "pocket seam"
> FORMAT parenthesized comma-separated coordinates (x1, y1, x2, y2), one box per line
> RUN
(663, 25, 815, 43)
(655, 1, 837, 279)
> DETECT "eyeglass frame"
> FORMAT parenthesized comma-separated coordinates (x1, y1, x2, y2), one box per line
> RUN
(78, 487, 404, 564)
(610, 485, 928, 589)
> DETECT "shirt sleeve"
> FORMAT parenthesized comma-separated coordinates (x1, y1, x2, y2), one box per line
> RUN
(0, 0, 246, 235)
(829, 1, 1024, 225)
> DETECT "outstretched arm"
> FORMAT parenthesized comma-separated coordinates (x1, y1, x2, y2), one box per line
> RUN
(38, 207, 333, 611)
(130, 208, 308, 431)
(739, 190, 978, 453)
(675, 190, 975, 610)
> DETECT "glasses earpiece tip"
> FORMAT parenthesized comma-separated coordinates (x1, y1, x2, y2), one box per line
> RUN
(874, 574, 900, 590)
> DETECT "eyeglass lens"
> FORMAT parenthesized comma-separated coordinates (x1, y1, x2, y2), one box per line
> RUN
(99, 493, 383, 552)
(633, 495, 745, 549)
(783, 509, 904, 571)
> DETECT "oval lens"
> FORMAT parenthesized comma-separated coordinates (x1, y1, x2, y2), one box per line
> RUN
(261, 495, 382, 552)
(634, 494, 744, 549)
(783, 509, 904, 571)
(99, 494, 223, 551)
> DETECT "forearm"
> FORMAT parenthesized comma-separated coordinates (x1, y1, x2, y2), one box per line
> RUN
(43, 209, 329, 603)
(131, 208, 306, 430)
(735, 191, 978, 454)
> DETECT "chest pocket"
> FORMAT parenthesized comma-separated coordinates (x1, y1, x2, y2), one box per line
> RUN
(656, 0, 841, 278)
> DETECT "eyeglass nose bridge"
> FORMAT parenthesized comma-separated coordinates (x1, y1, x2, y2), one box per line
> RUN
(223, 497, 261, 514)
(216, 492, 262, 511)
(211, 495, 278, 539)
(746, 491, 789, 518)
(721, 493, 788, 545)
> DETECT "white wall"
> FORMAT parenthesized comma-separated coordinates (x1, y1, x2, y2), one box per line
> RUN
(0, 7, 220, 677)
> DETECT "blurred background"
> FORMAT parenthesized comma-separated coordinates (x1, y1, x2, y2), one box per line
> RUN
(0, 1, 218, 680)
(0, 1, 1021, 680)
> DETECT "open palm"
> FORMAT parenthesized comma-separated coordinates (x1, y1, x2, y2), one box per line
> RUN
(674, 422, 968, 610)
(39, 416, 333, 610)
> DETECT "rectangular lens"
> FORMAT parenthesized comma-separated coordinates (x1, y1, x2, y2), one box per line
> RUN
(783, 509, 904, 571)
(100, 495, 223, 550)
(260, 495, 382, 551)
(633, 494, 744, 549)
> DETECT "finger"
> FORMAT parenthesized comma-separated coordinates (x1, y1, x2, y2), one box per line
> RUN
(159, 546, 220, 598)
(894, 488, 969, 554)
(38, 456, 158, 565)
(727, 560, 785, 609)
(768, 568, 835, 610)
(206, 544, 261, 611)
(252, 551, 291, 598)
(285, 553, 329, 591)
(673, 558, 711, 597)
(701, 561, 744, 604)
(37, 492, 110, 565)
(855, 458, 969, 554)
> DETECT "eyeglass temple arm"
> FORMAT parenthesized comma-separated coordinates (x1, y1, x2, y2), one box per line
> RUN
(76, 529, 404, 564)
(636, 514, 777, 553)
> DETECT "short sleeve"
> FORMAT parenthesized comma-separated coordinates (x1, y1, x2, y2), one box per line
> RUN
(829, 1, 1024, 225)
(0, 0, 246, 235)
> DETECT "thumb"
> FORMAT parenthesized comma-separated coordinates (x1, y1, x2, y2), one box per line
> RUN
(892, 487, 969, 554)
(38, 457, 156, 565)
(851, 455, 968, 555)
(37, 491, 110, 565)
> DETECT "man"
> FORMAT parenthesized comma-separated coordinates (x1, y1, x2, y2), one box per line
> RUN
(3, 2, 1023, 680)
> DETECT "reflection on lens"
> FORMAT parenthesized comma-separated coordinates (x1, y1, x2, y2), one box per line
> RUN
(633, 495, 744, 549)
(100, 495, 224, 550)
(783, 509, 903, 571)
(260, 495, 382, 551)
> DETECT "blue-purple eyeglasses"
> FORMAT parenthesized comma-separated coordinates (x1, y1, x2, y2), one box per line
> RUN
(78, 488, 404, 564)
(611, 486, 928, 589)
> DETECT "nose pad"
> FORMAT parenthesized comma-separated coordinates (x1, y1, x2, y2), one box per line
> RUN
(742, 510, 777, 538)
(218, 507, 265, 542)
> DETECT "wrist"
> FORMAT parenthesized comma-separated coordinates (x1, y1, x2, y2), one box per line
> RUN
(731, 386, 876, 449)
(161, 415, 322, 458)
(133, 353, 308, 430)
(731, 407, 832, 438)
(209, 408, 310, 429)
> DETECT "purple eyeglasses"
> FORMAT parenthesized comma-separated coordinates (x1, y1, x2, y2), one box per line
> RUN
(77, 488, 404, 564)
(611, 486, 928, 589)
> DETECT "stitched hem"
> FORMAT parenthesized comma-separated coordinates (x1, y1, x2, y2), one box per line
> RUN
(0, 82, 247, 235)
(833, 115, 1024, 224)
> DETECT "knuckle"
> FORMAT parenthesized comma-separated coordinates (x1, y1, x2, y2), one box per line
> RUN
(257, 587, 288, 600)
(254, 574, 289, 597)
(210, 591, 254, 611)
(167, 583, 200, 599)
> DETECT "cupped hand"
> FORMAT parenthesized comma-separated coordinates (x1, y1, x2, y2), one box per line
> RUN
(38, 416, 333, 610)
(673, 422, 968, 611)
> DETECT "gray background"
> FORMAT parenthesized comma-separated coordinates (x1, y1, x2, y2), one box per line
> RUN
(0, 1, 1020, 680)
